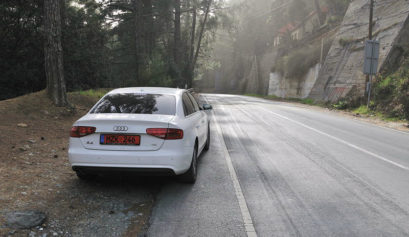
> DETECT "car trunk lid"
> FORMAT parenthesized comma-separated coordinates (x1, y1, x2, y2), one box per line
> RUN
(76, 113, 174, 151)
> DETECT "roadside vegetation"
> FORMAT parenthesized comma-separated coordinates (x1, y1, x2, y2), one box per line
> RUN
(373, 58, 409, 120)
(245, 90, 408, 124)
(246, 53, 409, 124)
(74, 88, 112, 99)
(329, 56, 409, 122)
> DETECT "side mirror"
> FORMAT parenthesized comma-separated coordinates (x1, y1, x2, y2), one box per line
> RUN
(202, 104, 213, 110)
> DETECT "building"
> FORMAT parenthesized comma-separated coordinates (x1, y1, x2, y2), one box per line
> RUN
(274, 6, 329, 46)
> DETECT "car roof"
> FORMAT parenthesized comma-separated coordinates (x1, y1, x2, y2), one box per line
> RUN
(107, 87, 185, 96)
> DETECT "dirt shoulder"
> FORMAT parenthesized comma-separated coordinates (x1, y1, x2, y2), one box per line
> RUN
(0, 91, 157, 237)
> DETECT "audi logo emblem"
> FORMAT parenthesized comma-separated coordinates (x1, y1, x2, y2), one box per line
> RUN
(113, 126, 128, 131)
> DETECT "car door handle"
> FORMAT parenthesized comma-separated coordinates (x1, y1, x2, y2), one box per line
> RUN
(196, 125, 200, 128)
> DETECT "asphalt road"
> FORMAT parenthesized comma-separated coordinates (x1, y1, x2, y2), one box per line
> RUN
(148, 94, 409, 237)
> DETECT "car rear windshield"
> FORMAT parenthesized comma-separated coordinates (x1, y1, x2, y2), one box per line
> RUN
(90, 93, 176, 115)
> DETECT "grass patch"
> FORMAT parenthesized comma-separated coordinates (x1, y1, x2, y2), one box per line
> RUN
(332, 100, 349, 110)
(244, 94, 280, 100)
(75, 88, 111, 99)
(353, 105, 370, 115)
(287, 98, 316, 105)
(244, 93, 265, 98)
(300, 98, 314, 105)
(351, 105, 403, 122)
(68, 88, 112, 109)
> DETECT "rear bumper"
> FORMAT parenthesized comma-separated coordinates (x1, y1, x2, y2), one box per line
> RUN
(68, 138, 193, 175)
(72, 166, 176, 176)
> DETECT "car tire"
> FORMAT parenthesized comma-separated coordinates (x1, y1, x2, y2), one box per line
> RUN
(178, 144, 198, 184)
(204, 124, 210, 151)
(75, 170, 96, 180)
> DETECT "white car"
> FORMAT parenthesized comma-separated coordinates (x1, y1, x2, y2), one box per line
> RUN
(68, 87, 212, 183)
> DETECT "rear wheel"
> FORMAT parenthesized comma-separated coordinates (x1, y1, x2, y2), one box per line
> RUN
(178, 145, 198, 184)
(204, 124, 210, 151)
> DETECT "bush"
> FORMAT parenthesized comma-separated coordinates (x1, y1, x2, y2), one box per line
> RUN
(333, 100, 348, 110)
(373, 57, 409, 120)
(338, 37, 355, 47)
(353, 105, 370, 115)
(301, 98, 314, 105)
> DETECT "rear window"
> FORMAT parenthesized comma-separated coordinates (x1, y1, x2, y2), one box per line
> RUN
(90, 93, 176, 115)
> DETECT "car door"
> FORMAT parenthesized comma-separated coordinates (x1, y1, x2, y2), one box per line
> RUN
(187, 93, 207, 150)
(182, 93, 202, 148)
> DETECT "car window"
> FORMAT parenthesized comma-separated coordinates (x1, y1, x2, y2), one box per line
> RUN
(187, 93, 200, 112)
(90, 93, 176, 115)
(182, 93, 195, 116)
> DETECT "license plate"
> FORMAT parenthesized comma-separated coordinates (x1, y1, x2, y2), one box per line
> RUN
(100, 134, 140, 145)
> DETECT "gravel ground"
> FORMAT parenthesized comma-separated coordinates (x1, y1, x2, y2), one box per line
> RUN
(0, 91, 164, 237)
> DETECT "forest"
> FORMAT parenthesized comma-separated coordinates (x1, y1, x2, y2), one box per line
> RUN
(1, 0, 350, 103)
(0, 0, 228, 102)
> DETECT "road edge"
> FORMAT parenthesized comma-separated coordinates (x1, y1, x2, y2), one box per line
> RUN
(206, 97, 257, 237)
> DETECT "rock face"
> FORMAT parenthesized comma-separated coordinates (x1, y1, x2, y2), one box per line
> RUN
(309, 0, 409, 102)
(268, 64, 321, 98)
(5, 211, 46, 229)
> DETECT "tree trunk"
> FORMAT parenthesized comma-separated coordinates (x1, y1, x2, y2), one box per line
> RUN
(189, 6, 197, 66)
(133, 0, 141, 85)
(142, 0, 154, 58)
(44, 0, 68, 107)
(190, 0, 212, 87)
(174, 0, 183, 86)
(184, 6, 197, 87)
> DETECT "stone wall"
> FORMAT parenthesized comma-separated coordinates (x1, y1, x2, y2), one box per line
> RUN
(309, 0, 409, 102)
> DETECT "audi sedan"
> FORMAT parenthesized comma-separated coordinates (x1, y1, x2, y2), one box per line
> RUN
(68, 87, 212, 183)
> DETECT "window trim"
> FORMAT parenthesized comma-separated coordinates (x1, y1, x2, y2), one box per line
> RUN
(187, 93, 200, 112)
(182, 93, 196, 117)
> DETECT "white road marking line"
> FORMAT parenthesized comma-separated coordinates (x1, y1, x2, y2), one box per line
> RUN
(240, 94, 409, 136)
(258, 107, 409, 171)
(209, 104, 257, 237)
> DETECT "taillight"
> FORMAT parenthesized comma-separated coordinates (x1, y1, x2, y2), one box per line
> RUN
(146, 128, 183, 140)
(166, 128, 184, 139)
(70, 126, 96, 138)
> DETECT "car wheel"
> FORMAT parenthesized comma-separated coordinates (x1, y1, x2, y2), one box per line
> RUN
(75, 170, 96, 180)
(204, 124, 210, 151)
(178, 144, 198, 184)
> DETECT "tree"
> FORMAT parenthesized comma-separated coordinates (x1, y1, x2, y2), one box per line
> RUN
(1, 0, 224, 100)
(43, 0, 68, 106)
(189, 0, 212, 87)
(0, 0, 45, 100)
(174, 0, 183, 84)
(62, 0, 110, 91)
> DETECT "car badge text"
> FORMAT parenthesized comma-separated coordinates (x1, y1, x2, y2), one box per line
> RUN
(113, 126, 128, 131)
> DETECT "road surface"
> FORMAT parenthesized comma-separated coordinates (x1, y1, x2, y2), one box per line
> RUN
(148, 94, 409, 237)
